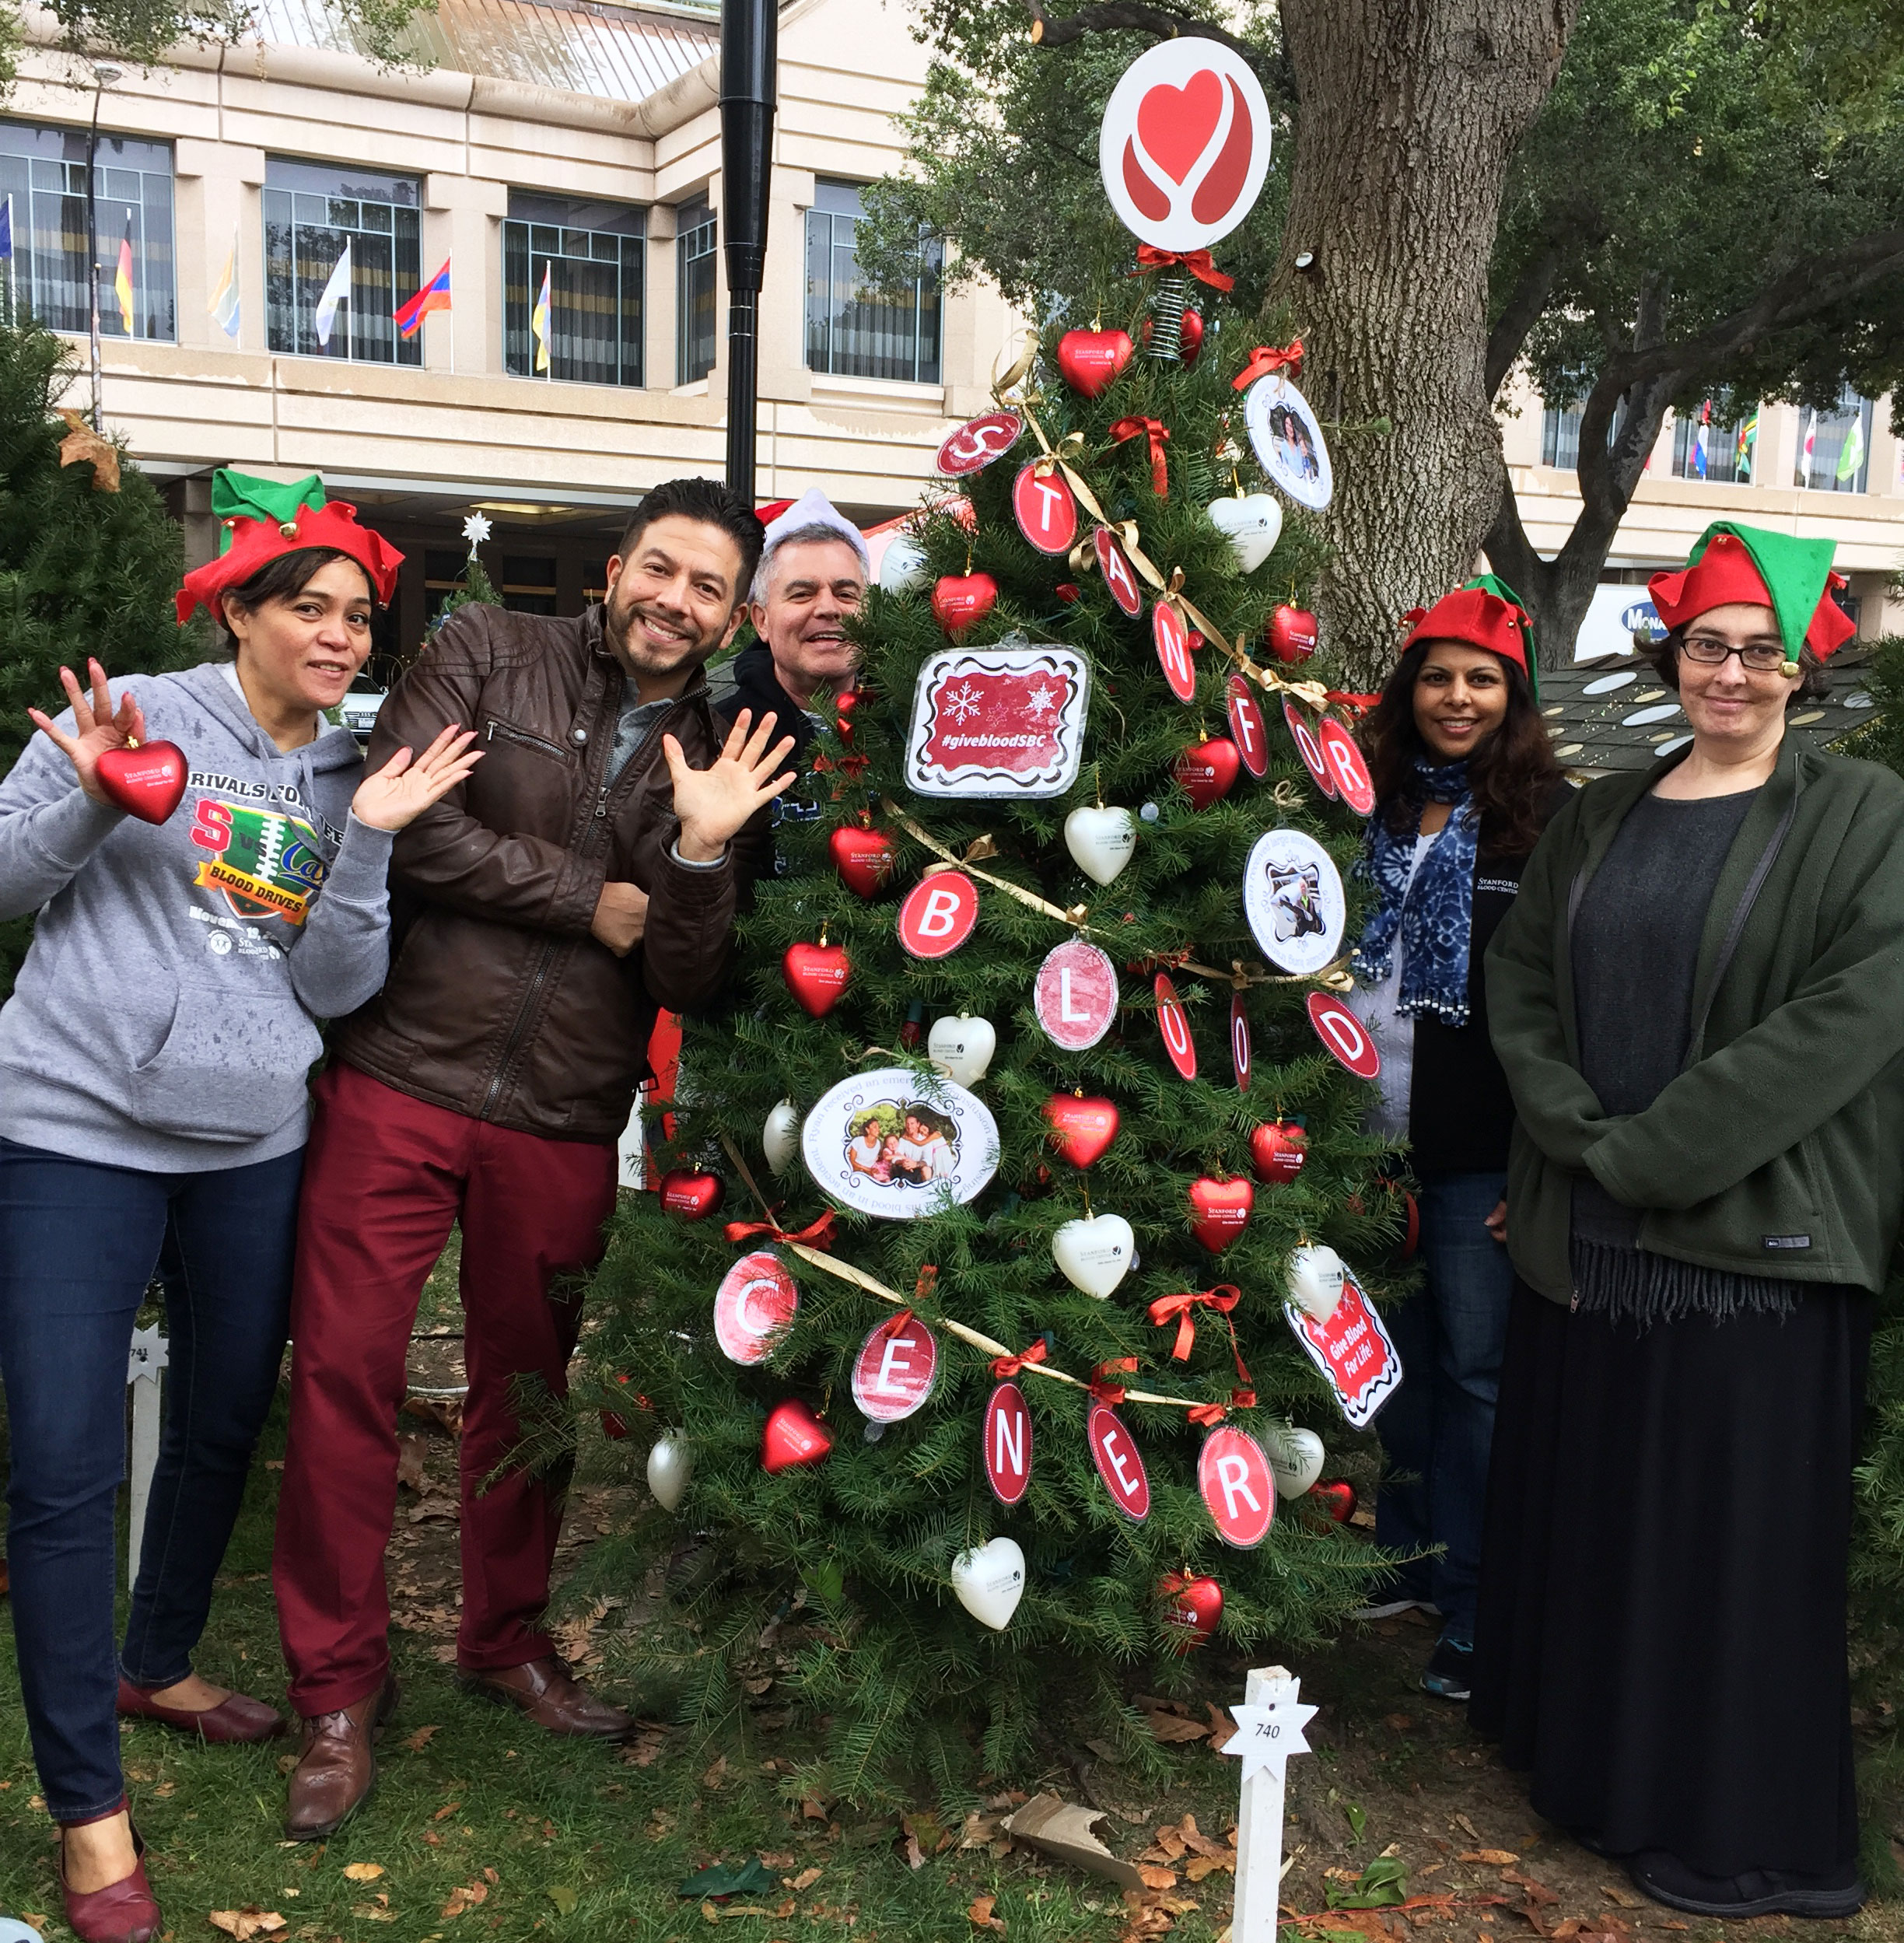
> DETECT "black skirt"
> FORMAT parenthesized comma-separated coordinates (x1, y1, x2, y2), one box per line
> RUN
(1471, 1277, 1872, 1876)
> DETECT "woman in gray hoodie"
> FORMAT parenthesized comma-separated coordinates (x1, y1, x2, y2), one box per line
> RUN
(0, 472, 477, 1943)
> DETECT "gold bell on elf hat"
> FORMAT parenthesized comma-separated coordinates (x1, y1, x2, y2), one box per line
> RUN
(175, 469, 404, 625)
(1648, 520, 1855, 676)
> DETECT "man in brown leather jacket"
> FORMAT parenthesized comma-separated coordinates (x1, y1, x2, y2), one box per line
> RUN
(271, 477, 793, 1839)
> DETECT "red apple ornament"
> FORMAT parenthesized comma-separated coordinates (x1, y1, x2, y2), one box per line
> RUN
(829, 824, 896, 898)
(658, 1168, 724, 1220)
(783, 941, 852, 1017)
(96, 739, 188, 824)
(1056, 327, 1134, 397)
(1173, 737, 1242, 810)
(1188, 1175, 1254, 1252)
(1249, 1119, 1307, 1184)
(1157, 1571, 1223, 1651)
(761, 1399, 834, 1473)
(931, 572, 999, 636)
(1042, 1093, 1120, 1169)
(1268, 604, 1320, 666)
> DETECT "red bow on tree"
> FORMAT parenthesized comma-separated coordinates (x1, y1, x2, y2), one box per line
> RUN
(1187, 1387, 1259, 1427)
(874, 1307, 915, 1341)
(723, 1209, 838, 1250)
(1147, 1285, 1241, 1363)
(1090, 1357, 1139, 1406)
(1109, 416, 1171, 497)
(1231, 339, 1305, 390)
(989, 1338, 1048, 1380)
(1132, 244, 1236, 292)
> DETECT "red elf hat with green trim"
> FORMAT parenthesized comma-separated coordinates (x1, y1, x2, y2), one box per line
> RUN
(1648, 521, 1854, 663)
(1398, 575, 1540, 698)
(176, 468, 404, 625)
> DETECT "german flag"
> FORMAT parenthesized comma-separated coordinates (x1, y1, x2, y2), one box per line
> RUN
(113, 213, 134, 334)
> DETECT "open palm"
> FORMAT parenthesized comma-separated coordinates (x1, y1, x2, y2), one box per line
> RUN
(352, 726, 483, 831)
(663, 709, 798, 857)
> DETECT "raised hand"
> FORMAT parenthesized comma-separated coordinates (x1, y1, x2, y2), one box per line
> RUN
(662, 709, 798, 862)
(351, 725, 484, 832)
(28, 659, 149, 804)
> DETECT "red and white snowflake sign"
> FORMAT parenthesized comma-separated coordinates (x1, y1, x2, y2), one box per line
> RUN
(905, 646, 1091, 799)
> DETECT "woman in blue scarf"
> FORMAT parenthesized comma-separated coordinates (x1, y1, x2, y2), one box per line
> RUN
(1346, 579, 1567, 1700)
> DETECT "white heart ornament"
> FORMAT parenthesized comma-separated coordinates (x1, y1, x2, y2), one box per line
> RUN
(1287, 1243, 1346, 1322)
(1053, 1212, 1136, 1299)
(646, 1435, 693, 1512)
(1206, 493, 1283, 573)
(763, 1099, 801, 1176)
(950, 1536, 1027, 1631)
(928, 1014, 997, 1087)
(1265, 1423, 1325, 1499)
(879, 533, 931, 594)
(1064, 806, 1137, 887)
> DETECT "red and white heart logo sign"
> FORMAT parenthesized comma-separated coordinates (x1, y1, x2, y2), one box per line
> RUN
(1098, 41, 1272, 252)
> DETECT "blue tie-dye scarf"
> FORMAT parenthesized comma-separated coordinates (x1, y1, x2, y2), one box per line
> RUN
(1351, 756, 1479, 1025)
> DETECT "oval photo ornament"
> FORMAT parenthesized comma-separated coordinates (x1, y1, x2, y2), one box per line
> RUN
(802, 1067, 999, 1219)
(1244, 372, 1334, 513)
(1243, 829, 1346, 977)
(1098, 40, 1273, 254)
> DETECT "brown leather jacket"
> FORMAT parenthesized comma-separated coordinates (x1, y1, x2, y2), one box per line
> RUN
(336, 603, 759, 1143)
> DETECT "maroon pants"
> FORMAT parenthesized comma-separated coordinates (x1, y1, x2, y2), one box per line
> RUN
(273, 1063, 618, 1717)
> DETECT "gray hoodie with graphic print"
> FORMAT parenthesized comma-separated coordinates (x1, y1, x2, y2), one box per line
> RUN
(0, 658, 396, 1171)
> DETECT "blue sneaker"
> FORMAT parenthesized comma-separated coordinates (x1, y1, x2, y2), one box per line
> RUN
(1421, 1635, 1473, 1700)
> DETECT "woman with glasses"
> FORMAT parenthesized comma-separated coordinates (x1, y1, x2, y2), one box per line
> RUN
(1473, 521, 1904, 1921)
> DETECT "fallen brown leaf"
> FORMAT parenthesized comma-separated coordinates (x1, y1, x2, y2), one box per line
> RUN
(786, 1868, 822, 1892)
(1142, 1711, 1211, 1745)
(1137, 1866, 1178, 1891)
(208, 1910, 287, 1940)
(1184, 1854, 1234, 1882)
(1458, 1848, 1518, 1866)
(402, 1725, 440, 1752)
(1454, 1814, 1482, 1842)
(1502, 1871, 1557, 1904)
(342, 1863, 385, 1882)
(350, 1899, 397, 1924)
(431, 1801, 460, 1822)
(801, 1796, 829, 1820)
(702, 1755, 730, 1789)
(1598, 1885, 1641, 1909)
(968, 1892, 1007, 1933)
(440, 1879, 488, 1919)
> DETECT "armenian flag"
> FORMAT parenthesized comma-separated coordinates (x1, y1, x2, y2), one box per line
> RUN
(114, 214, 134, 334)
(531, 260, 551, 373)
(395, 256, 452, 338)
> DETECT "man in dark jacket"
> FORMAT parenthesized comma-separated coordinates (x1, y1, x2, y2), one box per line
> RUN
(273, 477, 794, 1839)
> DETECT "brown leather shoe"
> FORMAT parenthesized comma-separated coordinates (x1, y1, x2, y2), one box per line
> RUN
(285, 1673, 398, 1841)
(458, 1656, 634, 1738)
(117, 1677, 287, 1743)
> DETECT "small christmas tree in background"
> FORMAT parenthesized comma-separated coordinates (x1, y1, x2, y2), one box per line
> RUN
(0, 320, 193, 996)
(429, 511, 504, 635)
(574, 269, 1416, 1800)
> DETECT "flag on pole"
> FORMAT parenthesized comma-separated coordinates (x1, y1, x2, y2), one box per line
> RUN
(1734, 411, 1758, 482)
(1837, 411, 1866, 485)
(314, 238, 352, 350)
(395, 256, 452, 338)
(114, 214, 135, 334)
(531, 260, 552, 373)
(1802, 408, 1818, 487)
(0, 195, 12, 263)
(209, 227, 240, 339)
(1692, 399, 1710, 480)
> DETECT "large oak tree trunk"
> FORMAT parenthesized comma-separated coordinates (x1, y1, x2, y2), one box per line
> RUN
(1272, 0, 1576, 683)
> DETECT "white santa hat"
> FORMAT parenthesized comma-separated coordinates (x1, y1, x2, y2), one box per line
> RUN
(757, 487, 870, 586)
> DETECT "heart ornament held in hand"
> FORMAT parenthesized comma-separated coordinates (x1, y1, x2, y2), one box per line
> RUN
(96, 739, 187, 825)
(951, 1536, 1027, 1630)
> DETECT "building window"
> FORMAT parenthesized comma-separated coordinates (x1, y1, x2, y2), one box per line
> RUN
(502, 192, 645, 387)
(499, 555, 558, 615)
(677, 201, 717, 385)
(804, 179, 941, 384)
(1540, 404, 1581, 471)
(1797, 387, 1872, 492)
(264, 158, 421, 365)
(1672, 401, 1758, 483)
(0, 121, 176, 341)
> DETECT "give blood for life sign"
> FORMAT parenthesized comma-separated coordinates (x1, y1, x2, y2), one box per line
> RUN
(1285, 1272, 1402, 1429)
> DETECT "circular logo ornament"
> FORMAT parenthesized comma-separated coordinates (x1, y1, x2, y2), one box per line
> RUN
(936, 409, 1023, 477)
(714, 1250, 800, 1366)
(984, 1380, 1033, 1505)
(1013, 463, 1080, 555)
(1034, 940, 1119, 1052)
(1307, 990, 1381, 1078)
(1243, 829, 1346, 976)
(1153, 599, 1196, 703)
(1282, 698, 1335, 797)
(1097, 39, 1273, 253)
(898, 870, 979, 959)
(1198, 1425, 1276, 1548)
(1244, 372, 1334, 512)
(1226, 675, 1270, 778)
(1318, 718, 1375, 814)
(851, 1315, 940, 1423)
(801, 1068, 999, 1219)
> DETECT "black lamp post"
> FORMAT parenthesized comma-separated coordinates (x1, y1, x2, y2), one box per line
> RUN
(719, 0, 776, 506)
(85, 62, 123, 434)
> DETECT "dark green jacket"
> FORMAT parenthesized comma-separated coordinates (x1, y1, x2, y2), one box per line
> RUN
(1486, 737, 1904, 1303)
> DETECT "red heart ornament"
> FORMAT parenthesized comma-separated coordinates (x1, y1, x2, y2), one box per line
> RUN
(658, 1168, 724, 1220)
(1042, 1093, 1120, 1169)
(1249, 1118, 1307, 1184)
(1141, 308, 1205, 367)
(600, 1411, 629, 1440)
(1137, 70, 1225, 182)
(1173, 737, 1241, 810)
(96, 740, 187, 824)
(1188, 1174, 1254, 1252)
(761, 1399, 834, 1474)
(1309, 1477, 1358, 1524)
(1055, 328, 1134, 399)
(1268, 604, 1320, 665)
(1157, 1571, 1223, 1651)
(930, 572, 999, 635)
(829, 824, 896, 898)
(783, 942, 852, 1017)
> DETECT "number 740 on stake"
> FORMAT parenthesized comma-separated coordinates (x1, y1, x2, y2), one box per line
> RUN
(1220, 1667, 1318, 1942)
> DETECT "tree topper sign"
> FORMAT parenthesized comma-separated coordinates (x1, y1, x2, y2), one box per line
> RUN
(1098, 40, 1272, 254)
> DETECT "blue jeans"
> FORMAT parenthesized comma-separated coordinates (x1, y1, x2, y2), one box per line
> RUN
(1374, 1170, 1514, 1645)
(0, 1137, 301, 1821)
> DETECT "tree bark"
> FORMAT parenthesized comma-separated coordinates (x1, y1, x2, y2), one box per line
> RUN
(1271, 0, 1577, 684)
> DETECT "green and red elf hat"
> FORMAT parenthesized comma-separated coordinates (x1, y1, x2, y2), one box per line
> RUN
(1398, 573, 1541, 700)
(1648, 521, 1855, 671)
(176, 469, 404, 625)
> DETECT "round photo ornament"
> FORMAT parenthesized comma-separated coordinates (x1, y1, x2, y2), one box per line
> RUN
(1242, 828, 1346, 976)
(801, 1068, 999, 1219)
(1244, 372, 1334, 513)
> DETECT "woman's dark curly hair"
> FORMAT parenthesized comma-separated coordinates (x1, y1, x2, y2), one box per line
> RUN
(1363, 640, 1564, 856)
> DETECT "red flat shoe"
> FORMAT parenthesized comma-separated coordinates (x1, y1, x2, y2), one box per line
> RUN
(117, 1677, 286, 1743)
(61, 1823, 161, 1943)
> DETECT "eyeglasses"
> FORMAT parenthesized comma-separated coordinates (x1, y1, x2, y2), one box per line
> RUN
(1681, 634, 1795, 674)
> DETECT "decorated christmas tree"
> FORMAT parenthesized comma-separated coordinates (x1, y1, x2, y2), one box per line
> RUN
(580, 46, 1413, 1800)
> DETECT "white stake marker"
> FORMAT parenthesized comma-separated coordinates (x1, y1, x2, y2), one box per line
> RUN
(1220, 1665, 1317, 1942)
